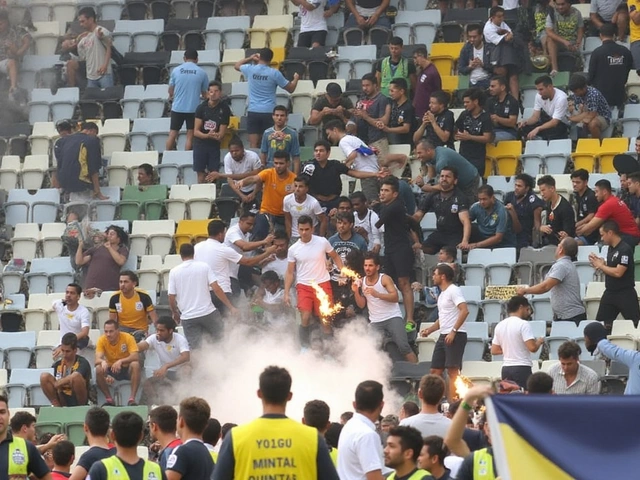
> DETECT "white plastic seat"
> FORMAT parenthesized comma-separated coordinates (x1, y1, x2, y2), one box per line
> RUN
(336, 45, 377, 80)
(137, 255, 163, 293)
(108, 151, 159, 188)
(100, 119, 131, 157)
(31, 22, 62, 56)
(35, 330, 60, 368)
(10, 223, 40, 262)
(204, 16, 250, 50)
(121, 85, 145, 120)
(141, 84, 169, 119)
(158, 150, 193, 186)
(129, 220, 175, 257)
(0, 155, 22, 190)
(29, 122, 58, 156)
(7, 368, 52, 407)
(21, 155, 48, 190)
(0, 332, 35, 370)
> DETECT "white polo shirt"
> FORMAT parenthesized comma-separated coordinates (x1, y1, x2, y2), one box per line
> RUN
(337, 412, 385, 480)
(142, 332, 190, 371)
(167, 259, 216, 320)
(194, 238, 242, 293)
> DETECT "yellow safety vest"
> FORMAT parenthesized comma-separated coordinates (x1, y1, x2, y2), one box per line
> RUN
(380, 57, 411, 97)
(231, 417, 318, 479)
(101, 455, 163, 480)
(8, 435, 29, 479)
(210, 450, 218, 463)
(473, 448, 496, 480)
(328, 446, 338, 467)
(388, 468, 430, 480)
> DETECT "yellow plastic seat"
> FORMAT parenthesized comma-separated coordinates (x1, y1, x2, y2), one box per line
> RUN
(570, 138, 600, 173)
(219, 49, 245, 83)
(174, 220, 211, 250)
(599, 138, 629, 173)
(440, 75, 459, 96)
(249, 15, 293, 48)
(430, 43, 464, 76)
(486, 140, 522, 176)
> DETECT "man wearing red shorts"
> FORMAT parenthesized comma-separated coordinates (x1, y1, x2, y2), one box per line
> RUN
(285, 215, 344, 347)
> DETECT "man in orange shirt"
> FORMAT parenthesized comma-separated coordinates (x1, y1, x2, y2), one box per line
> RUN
(95, 319, 141, 406)
(237, 150, 296, 241)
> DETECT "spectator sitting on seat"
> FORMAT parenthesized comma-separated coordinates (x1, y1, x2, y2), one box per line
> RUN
(260, 105, 301, 172)
(486, 76, 519, 142)
(590, 0, 629, 41)
(0, 9, 30, 95)
(412, 90, 455, 148)
(519, 75, 570, 141)
(454, 88, 494, 179)
(571, 169, 601, 245)
(548, 340, 601, 394)
(108, 271, 158, 342)
(40, 332, 92, 407)
(375, 36, 417, 98)
(68, 7, 112, 89)
(308, 82, 356, 135)
(292, 0, 340, 47)
(458, 25, 492, 90)
(381, 78, 415, 150)
(536, 175, 575, 246)
(53, 283, 91, 354)
(412, 47, 442, 123)
(75, 225, 129, 291)
(483, 7, 522, 100)
(95, 319, 141, 406)
(51, 440, 75, 480)
(53, 121, 108, 203)
(504, 173, 545, 248)
(137, 163, 156, 186)
(567, 74, 611, 139)
(235, 48, 300, 148)
(344, 0, 392, 31)
(544, 0, 584, 76)
(467, 185, 517, 249)
(626, 172, 640, 226)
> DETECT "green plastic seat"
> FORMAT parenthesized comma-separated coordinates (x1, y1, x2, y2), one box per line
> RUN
(119, 185, 168, 221)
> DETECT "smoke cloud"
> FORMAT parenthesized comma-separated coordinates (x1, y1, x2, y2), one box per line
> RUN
(169, 320, 404, 424)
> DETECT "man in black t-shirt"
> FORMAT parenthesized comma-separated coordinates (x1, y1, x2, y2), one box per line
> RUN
(504, 173, 545, 248)
(413, 166, 471, 254)
(71, 407, 115, 480)
(166, 397, 214, 480)
(376, 176, 418, 325)
(537, 175, 575, 246)
(571, 169, 600, 245)
(40, 333, 91, 407)
(301, 139, 381, 211)
(193, 81, 231, 184)
(383, 78, 415, 146)
(486, 76, 519, 141)
(308, 82, 355, 134)
(412, 90, 455, 148)
(590, 220, 640, 331)
(454, 88, 494, 177)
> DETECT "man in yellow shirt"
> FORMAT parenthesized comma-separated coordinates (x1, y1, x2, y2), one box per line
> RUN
(237, 150, 296, 241)
(108, 271, 158, 342)
(95, 319, 141, 406)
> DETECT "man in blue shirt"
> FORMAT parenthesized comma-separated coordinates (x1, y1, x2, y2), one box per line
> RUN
(235, 48, 300, 148)
(260, 105, 301, 172)
(166, 49, 209, 152)
(464, 184, 517, 250)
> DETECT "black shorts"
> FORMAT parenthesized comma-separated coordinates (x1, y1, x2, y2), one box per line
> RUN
(431, 332, 467, 369)
(384, 245, 415, 281)
(297, 30, 328, 47)
(193, 141, 221, 173)
(501, 365, 532, 389)
(423, 231, 462, 254)
(170, 111, 195, 131)
(106, 367, 131, 381)
(60, 392, 81, 406)
(247, 112, 274, 135)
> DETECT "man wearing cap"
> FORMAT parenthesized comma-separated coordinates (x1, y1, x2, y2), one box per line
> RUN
(308, 82, 355, 135)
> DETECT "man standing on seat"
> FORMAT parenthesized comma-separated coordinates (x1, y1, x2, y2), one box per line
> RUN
(193, 80, 231, 184)
(353, 252, 418, 363)
(166, 49, 209, 152)
(235, 48, 300, 148)
(75, 7, 113, 88)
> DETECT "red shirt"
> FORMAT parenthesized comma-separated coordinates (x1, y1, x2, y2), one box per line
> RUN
(595, 196, 640, 237)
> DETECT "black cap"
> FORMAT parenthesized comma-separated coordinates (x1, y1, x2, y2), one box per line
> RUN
(326, 82, 343, 98)
(613, 154, 640, 175)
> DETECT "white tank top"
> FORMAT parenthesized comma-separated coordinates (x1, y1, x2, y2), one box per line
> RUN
(363, 273, 403, 323)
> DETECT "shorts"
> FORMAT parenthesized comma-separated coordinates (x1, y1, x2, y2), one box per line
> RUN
(501, 365, 532, 389)
(384, 245, 415, 281)
(119, 326, 147, 343)
(60, 392, 81, 406)
(370, 317, 413, 356)
(170, 111, 195, 131)
(371, 138, 389, 167)
(297, 30, 328, 47)
(106, 367, 131, 381)
(423, 231, 463, 254)
(193, 141, 221, 173)
(431, 332, 467, 369)
(0, 58, 12, 74)
(297, 281, 333, 317)
(247, 112, 274, 135)
(591, 115, 609, 131)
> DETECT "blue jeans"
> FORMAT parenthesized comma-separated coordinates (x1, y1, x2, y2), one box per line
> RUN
(87, 74, 114, 88)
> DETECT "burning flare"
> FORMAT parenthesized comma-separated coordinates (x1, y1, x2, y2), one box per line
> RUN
(340, 266, 361, 281)
(310, 281, 343, 324)
(455, 375, 473, 399)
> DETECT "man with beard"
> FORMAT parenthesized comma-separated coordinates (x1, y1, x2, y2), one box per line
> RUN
(504, 173, 544, 248)
(383, 426, 430, 479)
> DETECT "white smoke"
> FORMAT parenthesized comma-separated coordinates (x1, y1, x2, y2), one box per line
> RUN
(169, 320, 404, 425)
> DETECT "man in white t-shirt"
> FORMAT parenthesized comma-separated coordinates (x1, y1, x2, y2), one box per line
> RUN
(138, 316, 190, 401)
(206, 137, 263, 206)
(284, 175, 327, 241)
(195, 219, 276, 312)
(420, 264, 469, 401)
(260, 230, 290, 279)
(399, 374, 451, 438)
(350, 191, 382, 253)
(224, 211, 275, 292)
(284, 215, 344, 347)
(53, 283, 92, 356)
(518, 75, 570, 141)
(325, 119, 380, 202)
(491, 296, 544, 389)
(168, 243, 235, 349)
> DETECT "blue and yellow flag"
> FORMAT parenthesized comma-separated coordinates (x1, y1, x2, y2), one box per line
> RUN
(486, 395, 640, 480)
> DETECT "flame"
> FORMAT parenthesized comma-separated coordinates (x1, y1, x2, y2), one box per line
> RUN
(340, 267, 362, 282)
(455, 375, 473, 399)
(310, 281, 343, 324)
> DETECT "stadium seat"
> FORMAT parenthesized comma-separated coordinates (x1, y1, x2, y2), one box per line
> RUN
(129, 220, 175, 257)
(140, 84, 169, 118)
(7, 368, 51, 407)
(463, 322, 488, 362)
(392, 10, 440, 48)
(35, 331, 60, 368)
(543, 139, 572, 174)
(79, 86, 125, 120)
(129, 118, 171, 152)
(0, 332, 35, 369)
(336, 45, 377, 80)
(160, 18, 207, 52)
(486, 141, 522, 177)
(21, 155, 48, 190)
(26, 258, 74, 295)
(114, 19, 165, 53)
(165, 184, 216, 221)
(620, 104, 640, 138)
(120, 185, 168, 223)
(229, 81, 249, 117)
(584, 282, 606, 320)
(174, 220, 210, 250)
(220, 49, 246, 83)
(29, 88, 80, 124)
(158, 151, 194, 186)
(40, 222, 65, 258)
(461, 360, 502, 385)
(107, 151, 159, 188)
(440, 75, 459, 97)
(459, 286, 481, 323)
(599, 138, 629, 173)
(486, 175, 513, 202)
(121, 85, 146, 119)
(571, 138, 600, 173)
(0, 155, 21, 191)
(29, 122, 58, 157)
(31, 22, 62, 56)
(430, 43, 464, 77)
(204, 16, 250, 50)
(249, 15, 293, 49)
(138, 255, 163, 293)
(4, 189, 59, 226)
(519, 139, 546, 177)
(99, 119, 131, 158)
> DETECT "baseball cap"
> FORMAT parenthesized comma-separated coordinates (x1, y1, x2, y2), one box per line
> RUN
(326, 82, 343, 98)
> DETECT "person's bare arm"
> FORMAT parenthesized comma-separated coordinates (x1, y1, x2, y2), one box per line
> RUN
(490, 343, 503, 355)
(525, 337, 545, 352)
(136, 340, 149, 352)
(237, 174, 263, 189)
(108, 311, 117, 321)
(471, 232, 503, 249)
(575, 212, 595, 228)
(104, 243, 127, 266)
(238, 245, 278, 267)
(193, 117, 208, 140)
(590, 12, 604, 28)
(545, 26, 570, 45)
(444, 386, 492, 456)
(211, 281, 238, 314)
(577, 215, 605, 236)
(168, 294, 180, 325)
(284, 261, 295, 306)
(148, 309, 159, 327)
(235, 53, 260, 72)
(69, 465, 89, 480)
(347, 168, 381, 179)
(233, 234, 274, 252)
(75, 240, 91, 267)
(520, 109, 541, 127)
(318, 212, 328, 237)
(284, 73, 300, 93)
(518, 277, 560, 295)
(166, 471, 182, 480)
